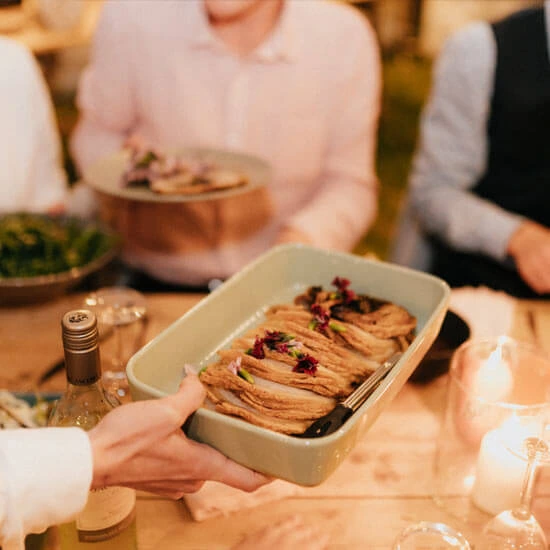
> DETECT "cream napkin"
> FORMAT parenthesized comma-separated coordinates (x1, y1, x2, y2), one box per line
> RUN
(449, 286, 517, 339)
(183, 479, 303, 521)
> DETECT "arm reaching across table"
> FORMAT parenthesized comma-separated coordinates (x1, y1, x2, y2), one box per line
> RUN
(0, 371, 270, 549)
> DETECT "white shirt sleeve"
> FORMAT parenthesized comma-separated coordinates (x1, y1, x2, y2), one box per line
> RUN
(0, 38, 68, 213)
(23, 50, 69, 212)
(409, 22, 525, 262)
(0, 428, 93, 550)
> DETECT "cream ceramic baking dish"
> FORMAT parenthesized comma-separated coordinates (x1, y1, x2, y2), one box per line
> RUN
(127, 244, 450, 486)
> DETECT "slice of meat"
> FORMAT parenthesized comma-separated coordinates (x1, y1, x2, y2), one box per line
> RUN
(258, 317, 379, 381)
(198, 282, 416, 435)
(335, 322, 400, 362)
(264, 307, 402, 363)
(205, 387, 311, 435)
(218, 349, 352, 398)
(200, 362, 336, 420)
(331, 303, 417, 339)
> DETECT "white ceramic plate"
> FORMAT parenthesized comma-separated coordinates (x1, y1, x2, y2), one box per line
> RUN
(83, 147, 271, 203)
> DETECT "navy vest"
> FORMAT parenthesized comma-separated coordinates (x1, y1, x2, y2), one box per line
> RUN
(430, 7, 550, 298)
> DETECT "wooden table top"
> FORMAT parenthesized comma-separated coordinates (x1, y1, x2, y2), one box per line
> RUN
(1, 292, 549, 549)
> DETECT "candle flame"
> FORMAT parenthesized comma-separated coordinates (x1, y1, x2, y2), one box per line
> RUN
(473, 339, 513, 402)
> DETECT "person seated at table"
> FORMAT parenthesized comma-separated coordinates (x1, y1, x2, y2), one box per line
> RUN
(0, 36, 67, 215)
(70, 0, 381, 289)
(390, 1, 550, 299)
(0, 371, 271, 549)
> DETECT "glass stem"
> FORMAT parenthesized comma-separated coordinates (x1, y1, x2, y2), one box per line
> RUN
(513, 441, 541, 521)
(115, 324, 123, 370)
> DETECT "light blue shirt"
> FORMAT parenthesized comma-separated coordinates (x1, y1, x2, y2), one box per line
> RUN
(391, 2, 550, 271)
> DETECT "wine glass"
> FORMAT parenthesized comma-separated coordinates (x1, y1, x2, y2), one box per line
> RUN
(393, 521, 471, 549)
(83, 287, 148, 401)
(480, 424, 550, 549)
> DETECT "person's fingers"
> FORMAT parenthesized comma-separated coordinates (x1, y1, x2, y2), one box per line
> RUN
(89, 384, 204, 487)
(183, 438, 271, 491)
(124, 485, 187, 499)
(127, 477, 206, 493)
(161, 370, 206, 426)
(518, 259, 550, 294)
(123, 479, 205, 496)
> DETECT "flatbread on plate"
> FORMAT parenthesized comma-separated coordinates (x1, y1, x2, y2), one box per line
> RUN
(150, 168, 248, 195)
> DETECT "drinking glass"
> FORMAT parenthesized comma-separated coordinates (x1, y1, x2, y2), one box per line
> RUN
(393, 521, 471, 549)
(480, 423, 550, 549)
(83, 287, 148, 401)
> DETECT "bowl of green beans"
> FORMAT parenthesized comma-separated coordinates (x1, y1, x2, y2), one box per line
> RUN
(0, 213, 119, 305)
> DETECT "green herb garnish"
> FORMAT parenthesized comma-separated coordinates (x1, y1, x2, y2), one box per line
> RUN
(237, 368, 255, 384)
(329, 322, 346, 333)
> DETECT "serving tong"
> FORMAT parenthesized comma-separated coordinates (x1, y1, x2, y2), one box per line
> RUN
(295, 352, 403, 438)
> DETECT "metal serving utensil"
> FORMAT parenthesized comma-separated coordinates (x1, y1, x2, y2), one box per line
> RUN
(295, 352, 403, 438)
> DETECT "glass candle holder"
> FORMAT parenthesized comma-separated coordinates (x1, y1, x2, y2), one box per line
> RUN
(434, 337, 550, 520)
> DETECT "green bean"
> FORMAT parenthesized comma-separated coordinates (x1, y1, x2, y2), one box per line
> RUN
(0, 213, 114, 278)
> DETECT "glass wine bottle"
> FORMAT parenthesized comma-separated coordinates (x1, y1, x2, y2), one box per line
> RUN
(48, 309, 138, 549)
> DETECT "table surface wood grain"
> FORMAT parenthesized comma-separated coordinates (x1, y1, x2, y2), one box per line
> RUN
(2, 292, 549, 549)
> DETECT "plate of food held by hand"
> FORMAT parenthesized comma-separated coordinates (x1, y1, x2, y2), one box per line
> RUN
(83, 146, 271, 203)
(127, 244, 451, 486)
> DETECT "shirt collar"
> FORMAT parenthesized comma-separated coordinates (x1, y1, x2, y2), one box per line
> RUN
(252, 1, 296, 63)
(187, 0, 296, 63)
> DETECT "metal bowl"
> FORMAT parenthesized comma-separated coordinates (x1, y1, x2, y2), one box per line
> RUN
(0, 215, 119, 306)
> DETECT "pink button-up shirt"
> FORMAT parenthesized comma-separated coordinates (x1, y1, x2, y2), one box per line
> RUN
(71, 0, 381, 285)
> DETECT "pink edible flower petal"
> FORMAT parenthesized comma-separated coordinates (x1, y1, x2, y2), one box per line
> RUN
(342, 288, 356, 304)
(332, 276, 351, 291)
(275, 342, 289, 353)
(331, 277, 356, 304)
(293, 354, 319, 375)
(249, 336, 265, 359)
(227, 356, 242, 376)
(310, 304, 330, 332)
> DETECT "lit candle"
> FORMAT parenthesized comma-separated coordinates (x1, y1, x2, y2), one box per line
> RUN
(472, 337, 513, 402)
(471, 416, 537, 515)
(457, 338, 514, 446)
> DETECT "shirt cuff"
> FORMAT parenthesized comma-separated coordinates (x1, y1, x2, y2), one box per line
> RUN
(0, 427, 92, 547)
(478, 211, 525, 263)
